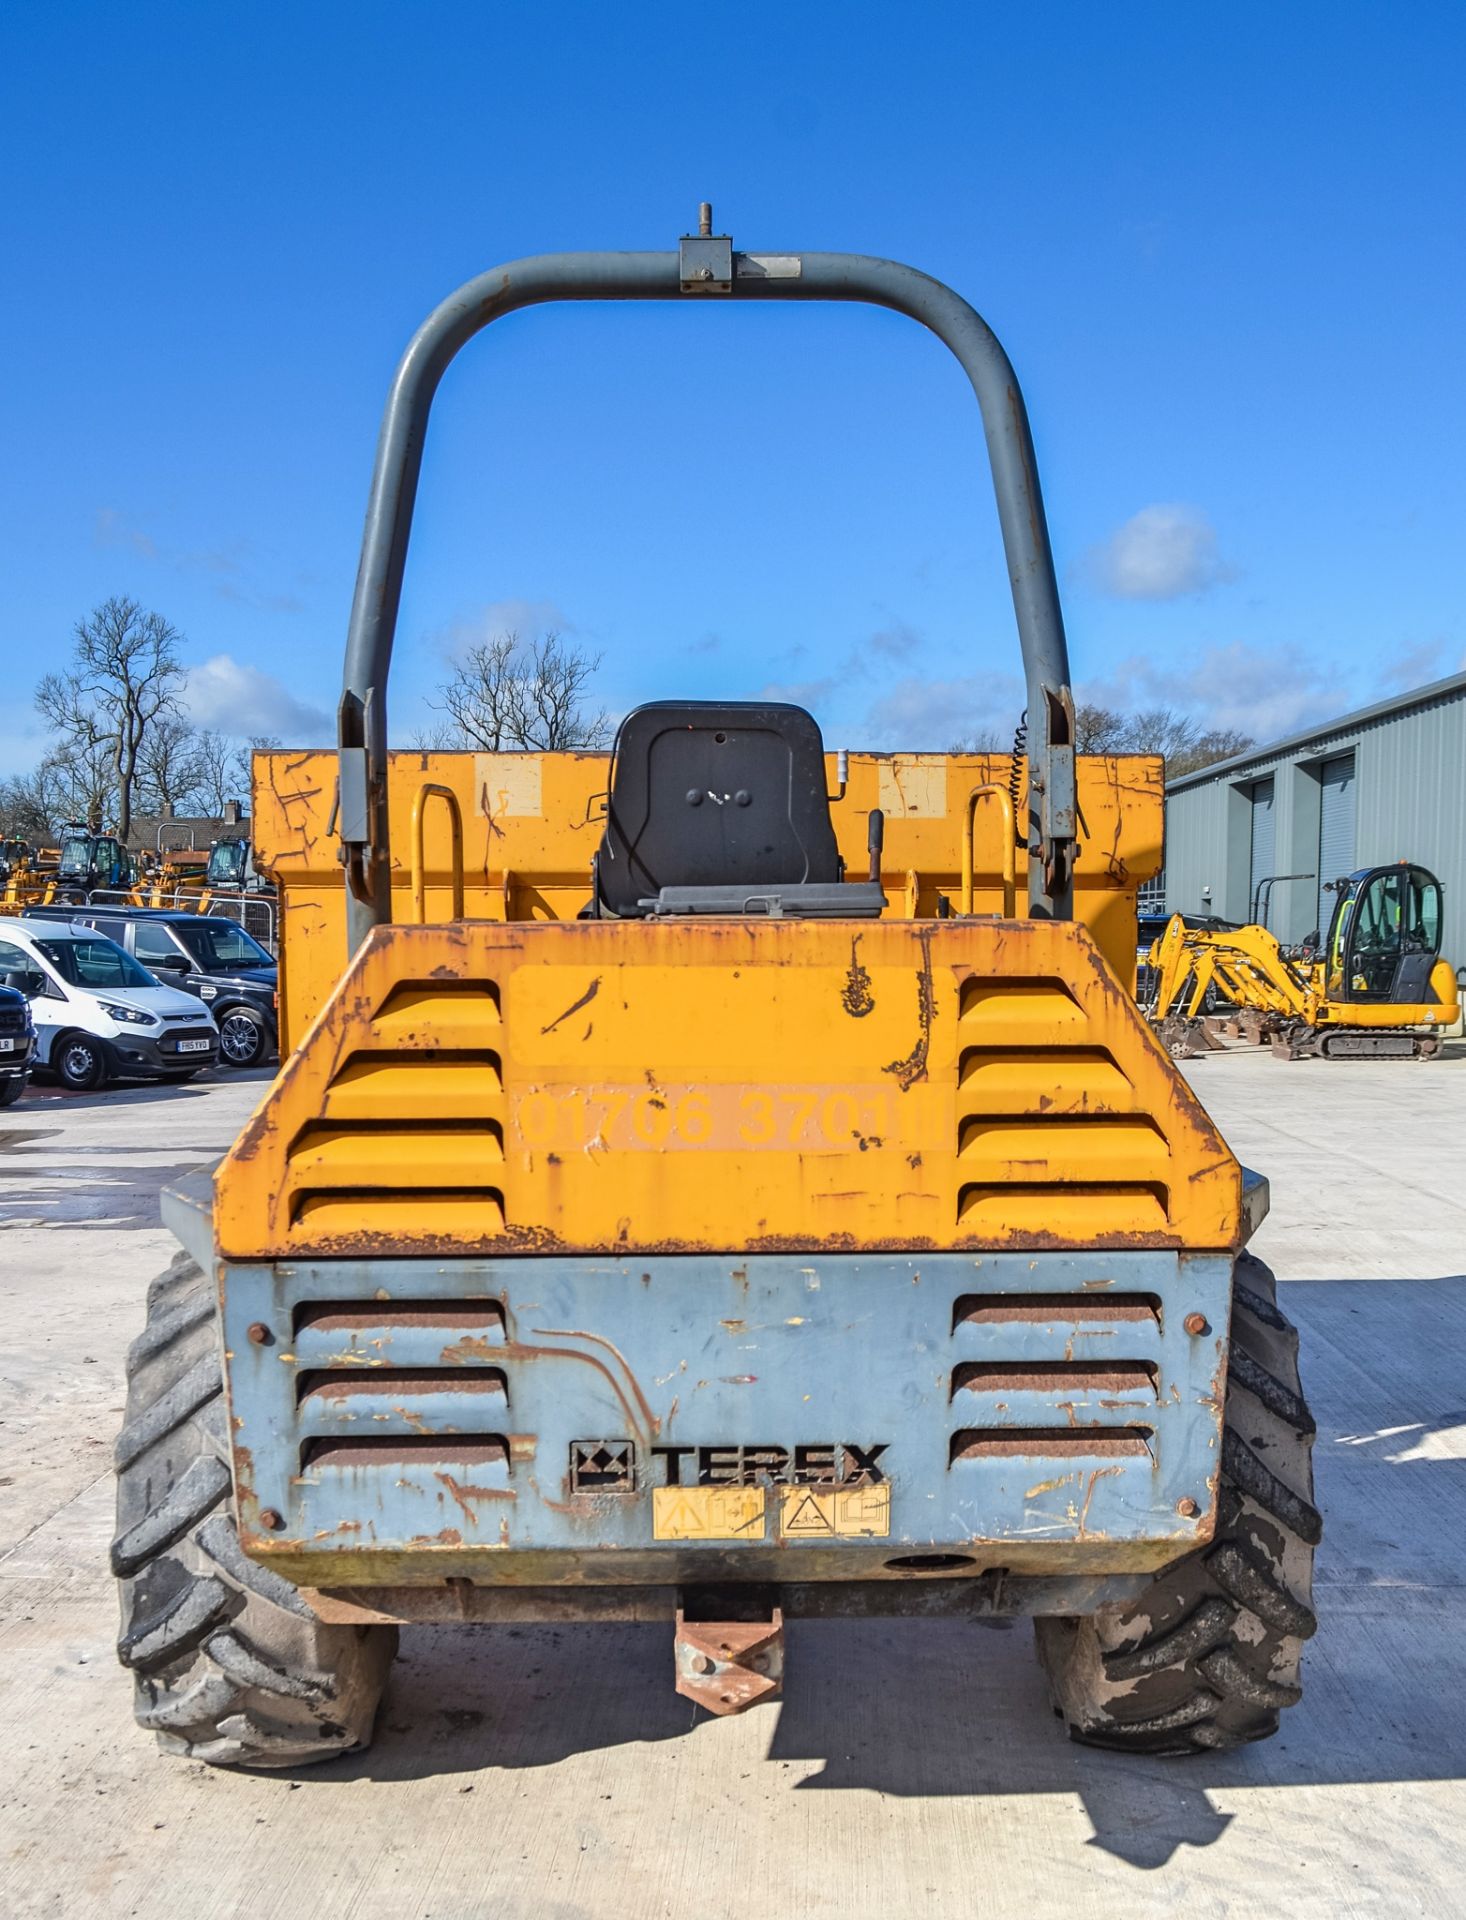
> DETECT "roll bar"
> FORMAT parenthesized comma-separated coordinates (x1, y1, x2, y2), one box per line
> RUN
(338, 210, 1076, 951)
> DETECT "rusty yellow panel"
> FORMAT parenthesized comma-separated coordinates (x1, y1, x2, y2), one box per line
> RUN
(652, 1487, 766, 1541)
(251, 748, 1162, 1054)
(214, 917, 1239, 1261)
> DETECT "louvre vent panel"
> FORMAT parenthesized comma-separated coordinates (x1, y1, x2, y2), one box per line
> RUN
(371, 979, 502, 1042)
(302, 1434, 512, 1475)
(951, 1360, 1158, 1397)
(954, 978, 1178, 1230)
(290, 1189, 506, 1233)
(957, 1182, 1170, 1234)
(950, 1426, 1154, 1462)
(948, 1287, 1166, 1469)
(317, 1052, 503, 1123)
(957, 1045, 1135, 1107)
(292, 1298, 507, 1369)
(958, 975, 1086, 1030)
(282, 982, 505, 1241)
(288, 1121, 504, 1190)
(953, 1291, 1162, 1331)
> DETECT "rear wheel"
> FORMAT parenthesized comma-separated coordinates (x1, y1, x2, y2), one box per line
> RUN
(217, 1005, 269, 1068)
(1035, 1251, 1319, 1754)
(113, 1252, 398, 1767)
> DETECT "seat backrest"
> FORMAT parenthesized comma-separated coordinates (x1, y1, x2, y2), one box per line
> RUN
(595, 701, 842, 917)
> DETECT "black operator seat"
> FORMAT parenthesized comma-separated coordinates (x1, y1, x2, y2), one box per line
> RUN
(592, 701, 884, 919)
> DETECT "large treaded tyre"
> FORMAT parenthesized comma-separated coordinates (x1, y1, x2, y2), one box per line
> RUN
(1034, 1250, 1319, 1755)
(112, 1252, 398, 1768)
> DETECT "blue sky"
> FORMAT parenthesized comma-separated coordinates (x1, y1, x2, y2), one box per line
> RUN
(2, 2, 1463, 771)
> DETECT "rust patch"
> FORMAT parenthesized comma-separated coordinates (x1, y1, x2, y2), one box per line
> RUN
(1077, 1464, 1124, 1538)
(540, 976, 601, 1035)
(883, 925, 936, 1090)
(841, 936, 875, 1018)
(435, 1472, 516, 1527)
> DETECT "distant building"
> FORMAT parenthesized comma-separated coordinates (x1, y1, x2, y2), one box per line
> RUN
(126, 798, 248, 857)
(1161, 671, 1466, 958)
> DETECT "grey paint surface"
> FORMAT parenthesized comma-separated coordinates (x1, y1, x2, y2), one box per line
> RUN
(1164, 674, 1466, 953)
(2, 1061, 1466, 1917)
(1316, 754, 1357, 937)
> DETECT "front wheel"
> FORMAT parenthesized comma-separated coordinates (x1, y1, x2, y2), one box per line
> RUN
(0, 1077, 25, 1107)
(1035, 1250, 1319, 1754)
(56, 1033, 107, 1092)
(113, 1253, 399, 1767)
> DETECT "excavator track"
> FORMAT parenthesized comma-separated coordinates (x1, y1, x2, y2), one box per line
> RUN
(1272, 1021, 1443, 1062)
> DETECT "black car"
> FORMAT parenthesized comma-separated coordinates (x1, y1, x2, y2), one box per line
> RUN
(0, 982, 35, 1105)
(23, 906, 278, 1068)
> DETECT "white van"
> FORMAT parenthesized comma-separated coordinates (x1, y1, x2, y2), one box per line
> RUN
(0, 920, 219, 1091)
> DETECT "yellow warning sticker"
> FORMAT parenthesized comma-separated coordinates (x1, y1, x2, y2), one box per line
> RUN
(652, 1486, 766, 1541)
(778, 1483, 891, 1539)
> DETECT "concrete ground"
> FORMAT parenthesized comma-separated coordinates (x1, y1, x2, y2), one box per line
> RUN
(2, 1051, 1464, 1919)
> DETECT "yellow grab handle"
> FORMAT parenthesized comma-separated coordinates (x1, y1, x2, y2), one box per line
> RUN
(410, 783, 465, 924)
(961, 784, 1017, 917)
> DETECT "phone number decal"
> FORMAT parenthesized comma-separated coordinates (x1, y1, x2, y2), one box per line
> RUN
(513, 1084, 913, 1153)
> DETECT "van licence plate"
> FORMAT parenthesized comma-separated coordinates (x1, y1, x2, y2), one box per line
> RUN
(175, 1038, 212, 1054)
(0, 1039, 13, 1053)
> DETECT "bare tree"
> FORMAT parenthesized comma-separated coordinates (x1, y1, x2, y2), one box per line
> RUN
(35, 597, 188, 840)
(0, 769, 60, 843)
(1075, 703, 1129, 753)
(229, 734, 279, 812)
(137, 714, 207, 817)
(37, 742, 116, 831)
(1074, 701, 1252, 778)
(430, 631, 609, 752)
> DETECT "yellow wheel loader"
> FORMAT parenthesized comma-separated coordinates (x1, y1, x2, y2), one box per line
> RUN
(1149, 862, 1458, 1060)
(111, 212, 1318, 1767)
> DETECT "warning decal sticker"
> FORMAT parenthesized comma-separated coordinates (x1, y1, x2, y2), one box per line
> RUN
(778, 1484, 891, 1540)
(652, 1486, 766, 1542)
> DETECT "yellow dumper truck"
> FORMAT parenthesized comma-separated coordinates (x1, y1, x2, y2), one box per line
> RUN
(113, 215, 1318, 1764)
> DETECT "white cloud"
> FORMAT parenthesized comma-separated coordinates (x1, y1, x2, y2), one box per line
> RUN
(1082, 640, 1350, 744)
(1376, 639, 1461, 694)
(94, 506, 158, 560)
(1084, 504, 1234, 601)
(434, 598, 578, 664)
(864, 672, 1025, 750)
(183, 654, 330, 740)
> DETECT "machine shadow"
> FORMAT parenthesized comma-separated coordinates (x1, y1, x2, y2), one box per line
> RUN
(308, 1272, 1466, 1868)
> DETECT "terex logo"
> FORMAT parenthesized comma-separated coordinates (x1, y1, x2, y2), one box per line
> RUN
(650, 1443, 889, 1488)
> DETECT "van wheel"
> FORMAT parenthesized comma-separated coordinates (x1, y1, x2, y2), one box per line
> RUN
(0, 1078, 25, 1107)
(1034, 1251, 1318, 1754)
(113, 1253, 398, 1767)
(218, 1006, 269, 1068)
(56, 1033, 106, 1091)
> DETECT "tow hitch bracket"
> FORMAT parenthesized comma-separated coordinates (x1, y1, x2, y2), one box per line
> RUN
(674, 1600, 784, 1715)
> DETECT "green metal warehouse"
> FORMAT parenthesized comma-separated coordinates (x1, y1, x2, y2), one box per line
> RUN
(1160, 670, 1466, 959)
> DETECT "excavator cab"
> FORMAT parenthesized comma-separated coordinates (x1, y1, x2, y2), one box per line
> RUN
(1325, 863, 1445, 1005)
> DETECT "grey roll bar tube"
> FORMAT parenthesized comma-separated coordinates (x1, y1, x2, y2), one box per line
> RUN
(338, 221, 1077, 954)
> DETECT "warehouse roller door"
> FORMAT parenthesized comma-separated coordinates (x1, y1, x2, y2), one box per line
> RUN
(1317, 752, 1357, 936)
(1249, 777, 1276, 918)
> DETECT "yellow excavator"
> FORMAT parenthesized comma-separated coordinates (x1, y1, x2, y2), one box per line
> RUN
(1149, 860, 1459, 1059)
